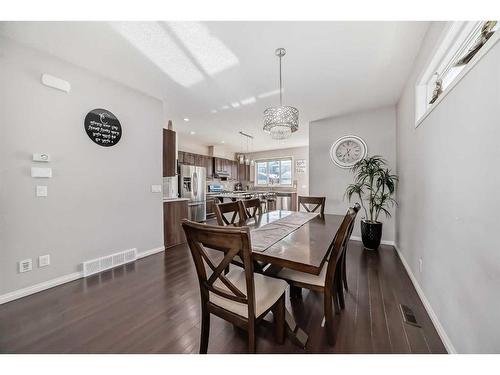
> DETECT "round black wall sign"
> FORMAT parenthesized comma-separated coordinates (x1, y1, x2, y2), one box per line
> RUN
(84, 108, 122, 147)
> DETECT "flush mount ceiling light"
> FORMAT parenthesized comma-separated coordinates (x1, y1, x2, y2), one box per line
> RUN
(263, 48, 299, 140)
(183, 118, 190, 122)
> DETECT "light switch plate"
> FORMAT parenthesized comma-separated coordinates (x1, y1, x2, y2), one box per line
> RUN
(36, 185, 48, 197)
(33, 153, 51, 162)
(151, 184, 162, 193)
(31, 167, 52, 178)
(39, 254, 50, 267)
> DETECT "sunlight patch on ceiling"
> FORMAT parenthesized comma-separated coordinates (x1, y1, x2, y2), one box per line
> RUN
(167, 21, 239, 76)
(111, 22, 204, 87)
(257, 89, 281, 99)
(240, 96, 256, 105)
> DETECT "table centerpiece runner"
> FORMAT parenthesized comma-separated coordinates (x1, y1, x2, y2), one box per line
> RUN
(250, 212, 319, 252)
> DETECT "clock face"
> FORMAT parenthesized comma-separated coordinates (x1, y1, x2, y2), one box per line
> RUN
(329, 136, 367, 168)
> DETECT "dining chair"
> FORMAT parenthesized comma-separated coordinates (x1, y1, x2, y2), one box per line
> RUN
(242, 198, 262, 220)
(182, 219, 288, 353)
(298, 196, 326, 215)
(276, 205, 358, 345)
(339, 203, 361, 293)
(215, 201, 248, 227)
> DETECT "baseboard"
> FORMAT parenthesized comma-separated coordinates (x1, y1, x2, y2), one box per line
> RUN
(0, 271, 83, 305)
(350, 236, 395, 247)
(137, 246, 165, 259)
(0, 245, 166, 305)
(393, 243, 457, 354)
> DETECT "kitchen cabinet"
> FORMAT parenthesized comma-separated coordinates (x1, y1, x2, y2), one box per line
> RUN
(163, 129, 176, 177)
(206, 195, 217, 218)
(179, 153, 244, 181)
(163, 199, 189, 248)
(231, 160, 238, 181)
(195, 154, 204, 167)
(204, 156, 213, 178)
(238, 162, 251, 182)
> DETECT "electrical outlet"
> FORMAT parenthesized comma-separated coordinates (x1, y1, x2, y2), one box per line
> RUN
(419, 258, 423, 273)
(19, 259, 33, 273)
(39, 254, 50, 267)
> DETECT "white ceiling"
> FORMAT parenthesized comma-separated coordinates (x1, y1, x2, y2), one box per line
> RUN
(0, 21, 429, 153)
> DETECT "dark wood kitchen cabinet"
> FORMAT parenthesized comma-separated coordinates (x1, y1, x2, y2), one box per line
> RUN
(204, 156, 213, 178)
(231, 160, 238, 181)
(163, 129, 176, 177)
(163, 199, 188, 248)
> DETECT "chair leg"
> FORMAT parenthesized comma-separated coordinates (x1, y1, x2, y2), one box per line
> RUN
(336, 272, 345, 310)
(324, 289, 336, 346)
(342, 251, 348, 291)
(200, 305, 210, 354)
(290, 285, 302, 299)
(273, 294, 286, 344)
(247, 320, 256, 353)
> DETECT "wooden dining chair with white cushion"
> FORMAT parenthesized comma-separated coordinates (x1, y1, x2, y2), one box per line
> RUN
(215, 201, 248, 227)
(182, 219, 288, 353)
(276, 205, 358, 345)
(298, 196, 326, 215)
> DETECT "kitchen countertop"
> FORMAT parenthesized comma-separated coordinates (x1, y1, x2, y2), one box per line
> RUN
(211, 191, 297, 199)
(163, 197, 190, 202)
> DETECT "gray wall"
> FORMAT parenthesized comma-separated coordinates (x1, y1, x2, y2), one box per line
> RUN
(396, 23, 500, 353)
(0, 38, 164, 296)
(309, 106, 397, 241)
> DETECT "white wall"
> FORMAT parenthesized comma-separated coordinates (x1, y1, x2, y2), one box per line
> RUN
(246, 146, 309, 196)
(309, 106, 397, 242)
(396, 23, 500, 353)
(0, 38, 164, 298)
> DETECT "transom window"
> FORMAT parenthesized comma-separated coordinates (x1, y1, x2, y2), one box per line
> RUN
(415, 21, 499, 126)
(255, 158, 292, 186)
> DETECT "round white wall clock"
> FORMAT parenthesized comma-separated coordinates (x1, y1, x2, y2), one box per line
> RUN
(329, 135, 368, 168)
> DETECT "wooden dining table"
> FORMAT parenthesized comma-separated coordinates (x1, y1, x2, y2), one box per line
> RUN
(244, 210, 344, 347)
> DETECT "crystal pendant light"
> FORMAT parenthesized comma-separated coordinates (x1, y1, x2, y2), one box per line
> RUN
(263, 48, 299, 140)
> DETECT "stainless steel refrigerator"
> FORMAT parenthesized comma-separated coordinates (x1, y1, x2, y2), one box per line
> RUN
(179, 165, 206, 222)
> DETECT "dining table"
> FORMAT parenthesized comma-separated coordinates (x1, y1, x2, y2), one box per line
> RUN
(244, 210, 344, 347)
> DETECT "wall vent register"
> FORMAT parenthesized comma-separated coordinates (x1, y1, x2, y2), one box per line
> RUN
(83, 248, 137, 277)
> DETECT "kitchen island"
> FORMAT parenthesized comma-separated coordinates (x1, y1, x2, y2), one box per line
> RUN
(213, 191, 297, 211)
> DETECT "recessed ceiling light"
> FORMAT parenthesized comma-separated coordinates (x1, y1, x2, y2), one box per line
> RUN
(231, 102, 240, 108)
(190, 131, 196, 135)
(210, 109, 217, 114)
(221, 140, 225, 144)
(184, 118, 190, 122)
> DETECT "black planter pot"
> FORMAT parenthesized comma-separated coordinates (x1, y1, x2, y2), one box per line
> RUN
(361, 220, 383, 250)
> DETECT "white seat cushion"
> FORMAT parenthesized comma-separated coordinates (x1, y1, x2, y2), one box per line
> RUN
(210, 268, 287, 318)
(277, 261, 328, 287)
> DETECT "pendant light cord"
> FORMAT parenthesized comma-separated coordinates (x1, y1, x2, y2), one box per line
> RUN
(279, 54, 283, 106)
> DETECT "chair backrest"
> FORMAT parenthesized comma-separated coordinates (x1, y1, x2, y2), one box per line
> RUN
(182, 219, 256, 320)
(324, 205, 359, 286)
(298, 196, 326, 215)
(215, 201, 248, 226)
(242, 198, 262, 219)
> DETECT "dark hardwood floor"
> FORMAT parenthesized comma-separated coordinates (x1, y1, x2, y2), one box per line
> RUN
(0, 241, 446, 354)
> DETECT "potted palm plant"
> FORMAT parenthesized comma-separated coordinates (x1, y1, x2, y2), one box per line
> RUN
(345, 155, 398, 250)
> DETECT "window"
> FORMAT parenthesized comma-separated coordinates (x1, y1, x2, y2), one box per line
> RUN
(255, 158, 293, 186)
(415, 21, 499, 126)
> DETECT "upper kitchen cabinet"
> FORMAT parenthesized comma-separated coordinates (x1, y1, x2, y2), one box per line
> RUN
(204, 156, 213, 178)
(163, 129, 176, 177)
